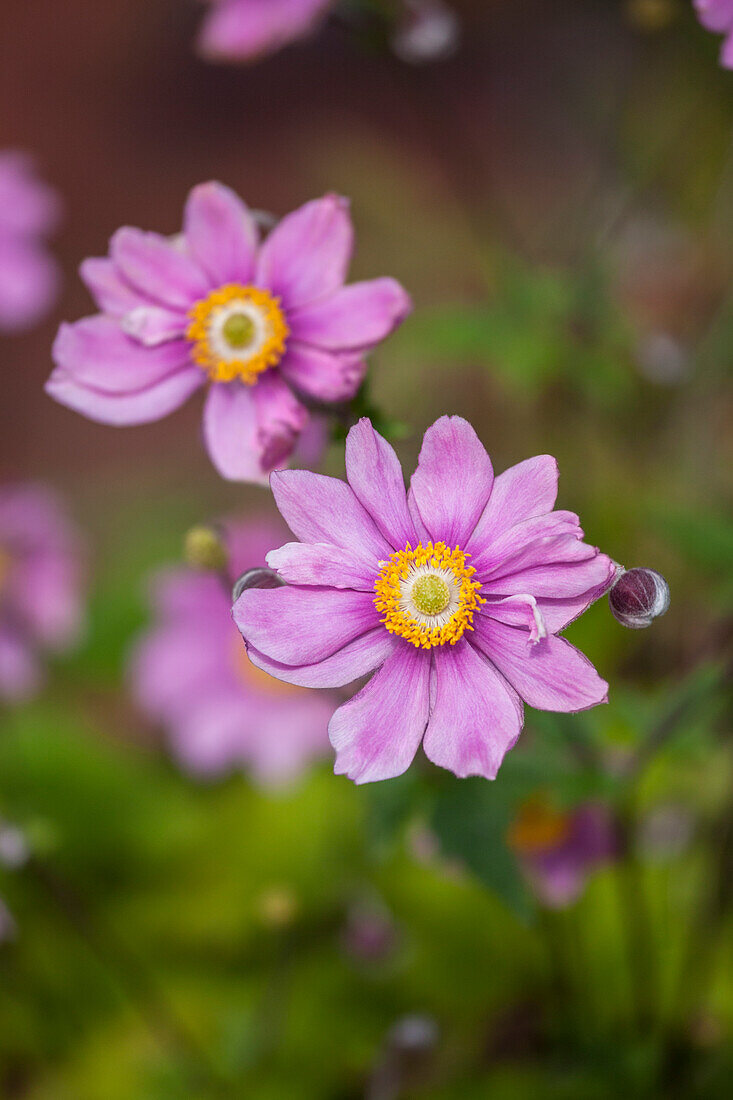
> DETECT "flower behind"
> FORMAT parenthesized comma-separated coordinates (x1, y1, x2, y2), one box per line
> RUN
(46, 183, 411, 483)
(695, 0, 733, 67)
(234, 416, 616, 785)
(0, 152, 61, 332)
(130, 516, 332, 785)
(0, 484, 85, 702)
(508, 799, 618, 908)
(198, 0, 334, 63)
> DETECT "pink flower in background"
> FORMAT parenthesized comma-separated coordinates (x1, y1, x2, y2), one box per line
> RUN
(0, 152, 61, 332)
(47, 183, 411, 483)
(234, 416, 615, 784)
(0, 484, 85, 702)
(130, 517, 332, 785)
(508, 799, 618, 908)
(695, 0, 733, 67)
(198, 0, 334, 62)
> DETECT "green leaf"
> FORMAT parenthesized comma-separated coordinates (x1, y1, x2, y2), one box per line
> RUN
(429, 776, 533, 920)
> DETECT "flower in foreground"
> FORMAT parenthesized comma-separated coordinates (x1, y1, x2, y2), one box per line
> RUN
(46, 183, 411, 482)
(695, 0, 733, 67)
(0, 484, 85, 702)
(234, 416, 615, 784)
(508, 798, 617, 908)
(0, 152, 61, 332)
(198, 0, 334, 62)
(130, 516, 332, 785)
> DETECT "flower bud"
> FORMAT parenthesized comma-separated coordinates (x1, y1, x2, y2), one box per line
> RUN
(609, 567, 670, 629)
(183, 525, 228, 574)
(391, 0, 460, 65)
(232, 566, 285, 603)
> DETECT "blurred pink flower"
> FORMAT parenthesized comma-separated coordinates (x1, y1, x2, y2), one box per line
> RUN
(509, 799, 618, 908)
(130, 516, 332, 785)
(0, 484, 85, 702)
(47, 183, 411, 483)
(695, 0, 733, 66)
(198, 0, 334, 62)
(0, 152, 61, 332)
(234, 416, 615, 785)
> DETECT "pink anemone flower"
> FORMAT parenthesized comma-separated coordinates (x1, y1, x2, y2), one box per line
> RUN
(46, 183, 411, 483)
(508, 799, 618, 908)
(0, 484, 85, 702)
(695, 0, 733, 66)
(0, 152, 61, 332)
(130, 516, 333, 785)
(198, 0, 334, 62)
(234, 416, 616, 785)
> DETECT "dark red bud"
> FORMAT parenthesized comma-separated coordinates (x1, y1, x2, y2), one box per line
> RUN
(609, 567, 670, 629)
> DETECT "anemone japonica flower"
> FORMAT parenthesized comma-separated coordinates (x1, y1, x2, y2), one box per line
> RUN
(0, 484, 85, 702)
(198, 0, 334, 62)
(234, 416, 616, 784)
(130, 516, 332, 785)
(695, 0, 733, 66)
(0, 152, 61, 332)
(508, 799, 618, 908)
(46, 184, 411, 483)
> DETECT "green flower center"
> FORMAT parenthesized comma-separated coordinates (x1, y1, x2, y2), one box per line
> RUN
(222, 312, 256, 349)
(411, 574, 451, 617)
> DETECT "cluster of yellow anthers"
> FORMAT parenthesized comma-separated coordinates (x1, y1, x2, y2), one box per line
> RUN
(374, 541, 484, 649)
(186, 283, 289, 385)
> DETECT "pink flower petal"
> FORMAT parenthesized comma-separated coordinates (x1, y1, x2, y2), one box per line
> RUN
(266, 541, 376, 590)
(80, 257, 144, 316)
(183, 181, 258, 285)
(481, 594, 547, 643)
(0, 627, 41, 702)
(329, 644, 430, 783)
(409, 416, 494, 547)
(243, 694, 332, 788)
(52, 316, 192, 393)
(203, 383, 268, 483)
(289, 278, 412, 351)
(467, 455, 559, 558)
(278, 341, 367, 403)
(46, 362, 204, 425)
(247, 627, 396, 689)
(121, 306, 187, 346)
(695, 0, 733, 33)
(251, 371, 309, 473)
(472, 618, 608, 713)
(482, 553, 616, 600)
(423, 642, 523, 780)
(345, 419, 418, 550)
(471, 511, 591, 578)
(0, 240, 59, 332)
(255, 193, 353, 310)
(198, 0, 332, 62)
(234, 585, 379, 666)
(270, 469, 391, 560)
(110, 227, 210, 310)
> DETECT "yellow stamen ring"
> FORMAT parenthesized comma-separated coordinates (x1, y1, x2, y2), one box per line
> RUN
(374, 541, 484, 649)
(186, 283, 289, 385)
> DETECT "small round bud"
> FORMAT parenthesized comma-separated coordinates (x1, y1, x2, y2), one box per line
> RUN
(391, 0, 460, 65)
(609, 567, 670, 629)
(183, 526, 228, 574)
(232, 567, 285, 603)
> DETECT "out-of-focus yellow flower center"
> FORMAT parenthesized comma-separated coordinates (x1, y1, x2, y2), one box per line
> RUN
(507, 798, 572, 856)
(187, 283, 289, 385)
(374, 541, 483, 649)
(232, 636, 301, 697)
